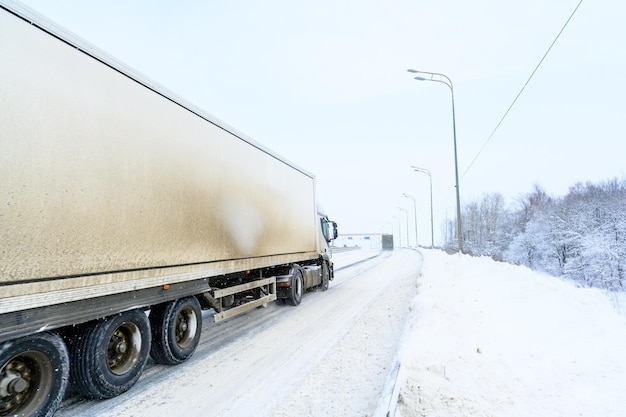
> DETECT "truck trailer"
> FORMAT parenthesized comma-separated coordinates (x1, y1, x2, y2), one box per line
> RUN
(0, 2, 338, 416)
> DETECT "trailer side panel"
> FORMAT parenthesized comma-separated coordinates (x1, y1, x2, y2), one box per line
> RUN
(0, 9, 317, 292)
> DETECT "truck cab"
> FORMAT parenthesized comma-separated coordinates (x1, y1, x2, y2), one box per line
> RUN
(274, 205, 338, 305)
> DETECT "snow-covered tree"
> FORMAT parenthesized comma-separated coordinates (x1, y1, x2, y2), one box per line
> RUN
(461, 193, 512, 260)
(465, 178, 626, 291)
(503, 185, 553, 269)
(561, 179, 626, 290)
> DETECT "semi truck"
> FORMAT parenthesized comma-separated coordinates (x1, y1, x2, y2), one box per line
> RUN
(0, 2, 338, 416)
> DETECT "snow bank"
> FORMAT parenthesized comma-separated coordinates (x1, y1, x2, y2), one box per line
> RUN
(397, 249, 626, 417)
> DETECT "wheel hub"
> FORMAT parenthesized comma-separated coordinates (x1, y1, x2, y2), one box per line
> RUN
(106, 323, 141, 376)
(174, 308, 197, 348)
(108, 330, 130, 371)
(8, 374, 28, 395)
(116, 341, 128, 354)
(1, 370, 27, 397)
(0, 360, 33, 413)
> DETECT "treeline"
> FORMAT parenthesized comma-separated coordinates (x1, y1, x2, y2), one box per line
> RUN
(443, 177, 626, 291)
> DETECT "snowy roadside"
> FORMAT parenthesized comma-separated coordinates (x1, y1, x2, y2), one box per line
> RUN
(396, 249, 626, 417)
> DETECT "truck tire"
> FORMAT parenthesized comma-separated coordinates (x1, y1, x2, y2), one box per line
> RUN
(150, 297, 202, 365)
(288, 269, 304, 306)
(0, 332, 69, 417)
(320, 262, 330, 291)
(70, 309, 150, 399)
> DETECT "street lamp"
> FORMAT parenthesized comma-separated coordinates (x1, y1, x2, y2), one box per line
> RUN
(392, 215, 402, 248)
(398, 207, 409, 248)
(407, 68, 463, 253)
(411, 166, 434, 249)
(402, 193, 419, 247)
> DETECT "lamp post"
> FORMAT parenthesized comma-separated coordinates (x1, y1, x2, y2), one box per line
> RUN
(411, 166, 434, 249)
(407, 68, 463, 253)
(402, 193, 418, 247)
(398, 207, 409, 248)
(392, 215, 402, 248)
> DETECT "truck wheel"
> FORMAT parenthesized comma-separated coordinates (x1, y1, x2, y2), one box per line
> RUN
(70, 309, 150, 399)
(320, 262, 330, 291)
(288, 270, 304, 306)
(150, 297, 202, 365)
(0, 332, 69, 417)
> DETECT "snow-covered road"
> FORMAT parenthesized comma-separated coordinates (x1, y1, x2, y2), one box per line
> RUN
(55, 249, 422, 417)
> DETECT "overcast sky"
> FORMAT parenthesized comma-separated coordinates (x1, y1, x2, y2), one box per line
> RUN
(16, 0, 626, 243)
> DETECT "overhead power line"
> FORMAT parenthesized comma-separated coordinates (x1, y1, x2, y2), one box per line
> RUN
(461, 0, 585, 180)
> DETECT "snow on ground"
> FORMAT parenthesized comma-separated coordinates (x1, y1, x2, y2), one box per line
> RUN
(397, 249, 626, 417)
(54, 248, 626, 417)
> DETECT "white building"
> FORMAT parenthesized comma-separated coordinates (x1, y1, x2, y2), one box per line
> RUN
(333, 233, 393, 250)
